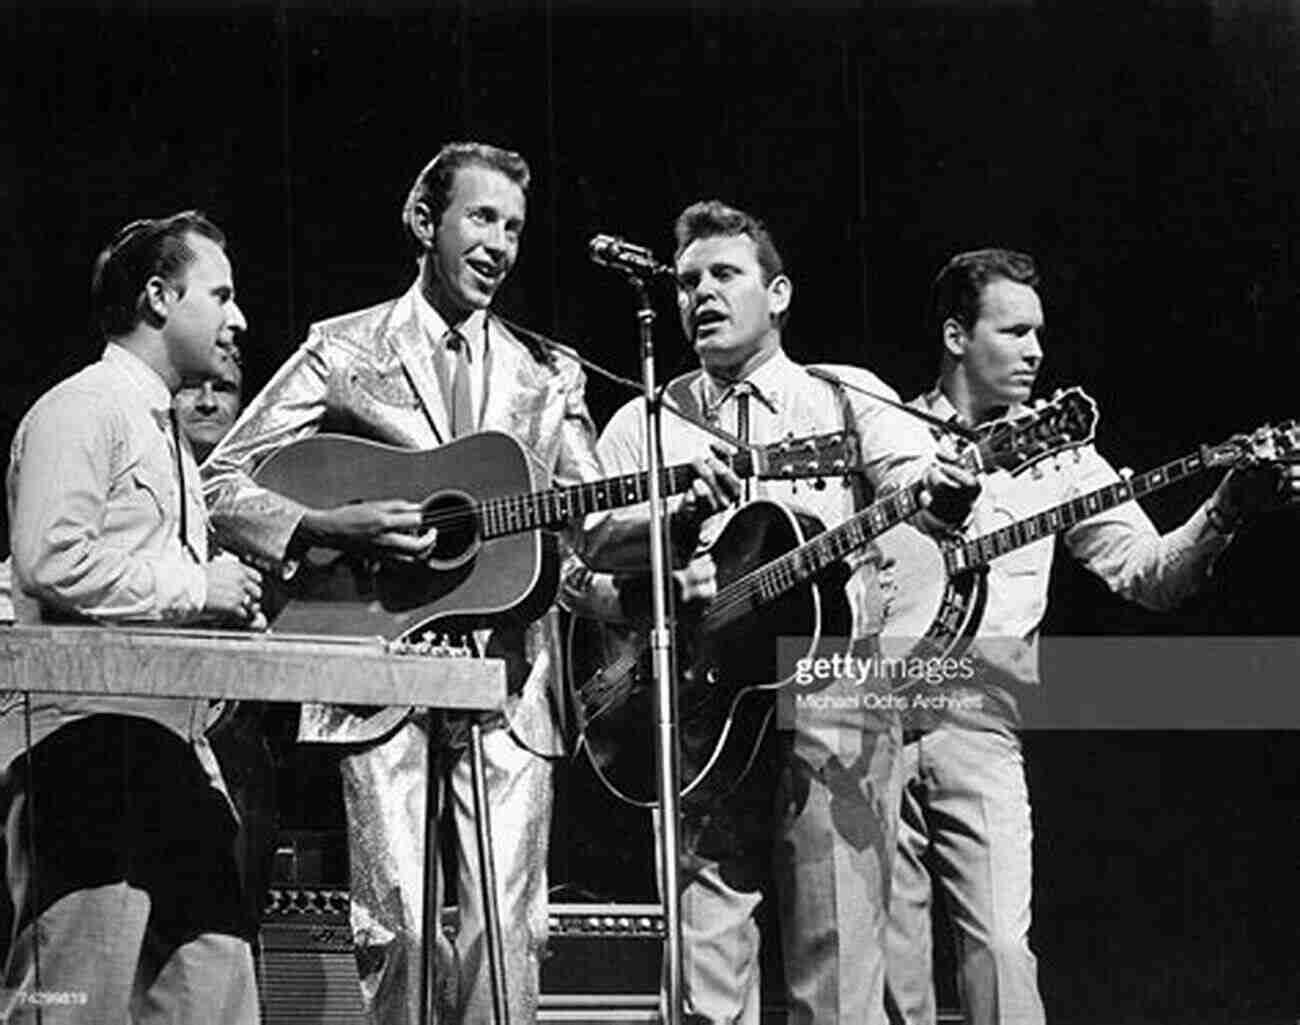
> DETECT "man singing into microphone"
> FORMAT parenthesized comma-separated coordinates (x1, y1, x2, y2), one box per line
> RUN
(203, 142, 606, 1024)
(568, 200, 979, 1025)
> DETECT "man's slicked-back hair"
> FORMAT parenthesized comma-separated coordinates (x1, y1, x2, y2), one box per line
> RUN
(672, 199, 785, 285)
(928, 248, 1039, 340)
(90, 210, 226, 341)
(402, 141, 531, 247)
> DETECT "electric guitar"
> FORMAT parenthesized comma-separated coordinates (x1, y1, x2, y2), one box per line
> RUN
(253, 429, 857, 641)
(879, 419, 1300, 664)
(568, 387, 1099, 808)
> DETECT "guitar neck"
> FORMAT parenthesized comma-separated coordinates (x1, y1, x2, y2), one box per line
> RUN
(477, 453, 756, 540)
(708, 476, 931, 624)
(944, 449, 1210, 574)
(702, 418, 1075, 622)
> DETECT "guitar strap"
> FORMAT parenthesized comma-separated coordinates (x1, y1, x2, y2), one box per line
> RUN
(805, 366, 887, 645)
(663, 369, 704, 423)
(804, 366, 870, 513)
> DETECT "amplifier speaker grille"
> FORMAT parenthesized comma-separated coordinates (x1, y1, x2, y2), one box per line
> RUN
(258, 889, 663, 1025)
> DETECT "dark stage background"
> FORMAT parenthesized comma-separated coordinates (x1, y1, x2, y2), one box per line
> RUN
(3, 2, 1299, 1022)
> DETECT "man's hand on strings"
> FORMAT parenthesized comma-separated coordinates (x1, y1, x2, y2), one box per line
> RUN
(299, 500, 440, 560)
(672, 554, 717, 605)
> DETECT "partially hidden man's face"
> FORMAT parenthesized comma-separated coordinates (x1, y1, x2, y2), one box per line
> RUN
(675, 233, 790, 374)
(951, 277, 1044, 410)
(161, 233, 248, 382)
(175, 360, 242, 459)
(427, 164, 526, 316)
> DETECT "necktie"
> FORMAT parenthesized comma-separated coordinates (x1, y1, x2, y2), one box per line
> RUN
(167, 408, 202, 562)
(730, 381, 753, 503)
(444, 330, 475, 437)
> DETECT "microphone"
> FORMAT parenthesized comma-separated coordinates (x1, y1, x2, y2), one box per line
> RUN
(588, 234, 674, 279)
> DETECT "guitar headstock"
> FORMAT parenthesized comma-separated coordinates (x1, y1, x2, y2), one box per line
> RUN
(1202, 420, 1300, 468)
(743, 431, 859, 480)
(971, 386, 1099, 476)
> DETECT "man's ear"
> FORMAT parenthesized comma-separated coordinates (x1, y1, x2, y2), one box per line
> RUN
(767, 274, 792, 321)
(409, 201, 437, 249)
(941, 317, 967, 359)
(142, 275, 172, 325)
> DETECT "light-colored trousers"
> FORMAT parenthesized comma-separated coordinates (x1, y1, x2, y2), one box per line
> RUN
(885, 723, 1045, 1025)
(341, 719, 551, 1025)
(675, 707, 904, 1025)
(2, 821, 258, 1025)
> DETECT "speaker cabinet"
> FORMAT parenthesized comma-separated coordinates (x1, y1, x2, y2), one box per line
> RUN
(258, 889, 365, 1024)
(259, 889, 665, 1025)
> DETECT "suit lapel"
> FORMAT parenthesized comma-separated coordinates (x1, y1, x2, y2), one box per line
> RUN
(480, 319, 546, 439)
(383, 291, 451, 443)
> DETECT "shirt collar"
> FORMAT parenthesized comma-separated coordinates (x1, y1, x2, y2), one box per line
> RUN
(410, 281, 489, 359)
(699, 346, 789, 417)
(103, 342, 172, 416)
(923, 380, 1028, 428)
(920, 383, 962, 425)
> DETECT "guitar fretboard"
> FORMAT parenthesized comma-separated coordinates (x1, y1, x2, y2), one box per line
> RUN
(699, 391, 1095, 625)
(477, 457, 751, 540)
(943, 450, 1209, 574)
(704, 455, 971, 626)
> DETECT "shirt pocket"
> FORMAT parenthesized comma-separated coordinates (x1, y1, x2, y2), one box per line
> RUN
(106, 460, 174, 535)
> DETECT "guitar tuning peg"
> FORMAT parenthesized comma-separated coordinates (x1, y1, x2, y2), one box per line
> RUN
(1119, 466, 1134, 479)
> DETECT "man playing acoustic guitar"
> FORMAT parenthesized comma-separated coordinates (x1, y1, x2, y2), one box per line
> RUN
(879, 248, 1300, 1025)
(569, 200, 980, 1025)
(202, 142, 606, 1025)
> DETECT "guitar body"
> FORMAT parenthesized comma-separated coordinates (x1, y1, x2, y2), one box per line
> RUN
(254, 432, 557, 640)
(878, 523, 988, 663)
(572, 500, 852, 809)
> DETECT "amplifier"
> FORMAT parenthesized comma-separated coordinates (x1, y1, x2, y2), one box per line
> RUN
(258, 889, 664, 1024)
(258, 889, 364, 1025)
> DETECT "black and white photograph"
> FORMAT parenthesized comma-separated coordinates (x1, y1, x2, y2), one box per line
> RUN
(2, 2, 1299, 1023)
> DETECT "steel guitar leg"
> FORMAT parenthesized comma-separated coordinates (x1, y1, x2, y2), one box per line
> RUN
(469, 721, 509, 1025)
(422, 719, 440, 1025)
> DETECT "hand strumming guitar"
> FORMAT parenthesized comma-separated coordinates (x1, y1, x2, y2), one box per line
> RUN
(296, 499, 440, 561)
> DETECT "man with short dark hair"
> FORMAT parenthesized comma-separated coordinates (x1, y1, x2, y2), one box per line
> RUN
(4, 210, 263, 1023)
(574, 200, 978, 1025)
(880, 248, 1299, 1025)
(203, 142, 604, 1025)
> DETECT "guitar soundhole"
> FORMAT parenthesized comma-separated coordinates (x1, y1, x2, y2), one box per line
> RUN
(423, 490, 481, 570)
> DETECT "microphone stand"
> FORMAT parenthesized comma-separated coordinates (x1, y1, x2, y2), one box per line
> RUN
(625, 273, 685, 1025)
